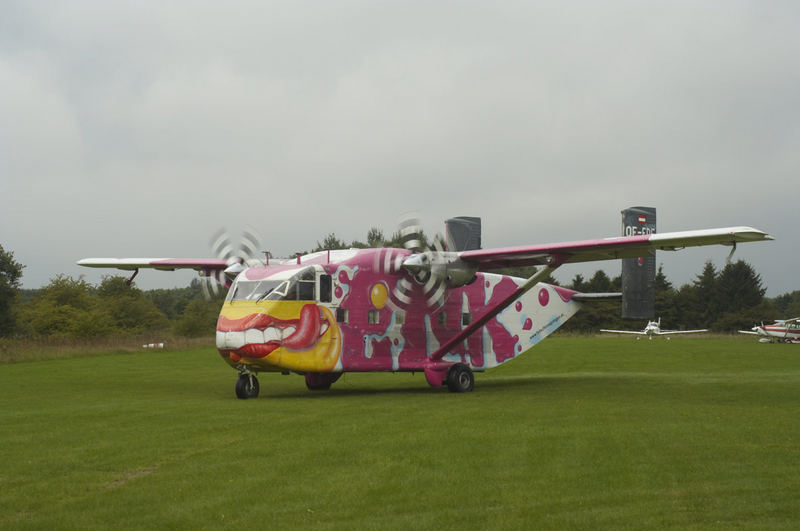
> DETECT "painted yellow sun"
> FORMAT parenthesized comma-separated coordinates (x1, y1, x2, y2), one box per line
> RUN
(370, 282, 389, 309)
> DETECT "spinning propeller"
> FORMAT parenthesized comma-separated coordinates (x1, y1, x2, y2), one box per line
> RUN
(390, 215, 477, 309)
(200, 227, 263, 299)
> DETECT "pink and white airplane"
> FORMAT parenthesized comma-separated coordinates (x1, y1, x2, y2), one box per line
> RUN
(601, 317, 708, 339)
(78, 218, 772, 398)
(739, 318, 800, 343)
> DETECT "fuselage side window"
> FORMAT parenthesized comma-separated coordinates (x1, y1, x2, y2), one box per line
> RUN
(297, 268, 315, 301)
(298, 280, 315, 301)
(368, 309, 380, 324)
(319, 274, 332, 303)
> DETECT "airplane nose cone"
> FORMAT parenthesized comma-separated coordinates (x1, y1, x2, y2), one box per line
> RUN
(402, 253, 427, 274)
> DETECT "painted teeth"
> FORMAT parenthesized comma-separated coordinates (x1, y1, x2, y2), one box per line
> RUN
(225, 331, 246, 349)
(217, 325, 316, 349)
(263, 327, 281, 342)
(245, 329, 264, 344)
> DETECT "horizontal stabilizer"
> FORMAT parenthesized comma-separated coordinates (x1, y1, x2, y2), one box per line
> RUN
(572, 292, 621, 301)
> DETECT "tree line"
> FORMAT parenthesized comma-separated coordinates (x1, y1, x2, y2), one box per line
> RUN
(9, 275, 224, 340)
(1, 241, 797, 340)
(560, 261, 796, 333)
(1, 241, 223, 339)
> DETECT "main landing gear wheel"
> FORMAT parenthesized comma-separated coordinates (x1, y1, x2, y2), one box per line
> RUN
(305, 372, 342, 391)
(446, 363, 474, 393)
(235, 373, 260, 399)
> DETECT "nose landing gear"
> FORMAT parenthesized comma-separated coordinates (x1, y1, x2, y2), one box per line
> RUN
(235, 372, 260, 399)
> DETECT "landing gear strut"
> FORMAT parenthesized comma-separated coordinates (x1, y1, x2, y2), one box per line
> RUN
(446, 363, 474, 393)
(235, 372, 260, 399)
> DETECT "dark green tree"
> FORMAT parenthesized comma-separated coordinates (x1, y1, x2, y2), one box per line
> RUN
(174, 298, 222, 336)
(96, 276, 169, 335)
(366, 227, 385, 247)
(0, 244, 24, 336)
(717, 260, 766, 309)
(314, 233, 348, 252)
(561, 270, 619, 332)
(586, 270, 612, 292)
(16, 275, 114, 338)
(773, 291, 800, 317)
(713, 260, 768, 330)
(570, 274, 586, 292)
(695, 261, 721, 326)
(653, 265, 679, 326)
(147, 285, 195, 320)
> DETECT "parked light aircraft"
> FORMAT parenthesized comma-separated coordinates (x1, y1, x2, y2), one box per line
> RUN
(78, 217, 772, 398)
(601, 317, 708, 339)
(739, 318, 800, 343)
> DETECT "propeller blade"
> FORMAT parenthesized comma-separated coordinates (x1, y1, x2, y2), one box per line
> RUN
(201, 228, 264, 300)
(390, 214, 449, 309)
(397, 213, 424, 253)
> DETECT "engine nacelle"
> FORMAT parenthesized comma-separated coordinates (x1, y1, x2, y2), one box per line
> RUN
(403, 252, 478, 288)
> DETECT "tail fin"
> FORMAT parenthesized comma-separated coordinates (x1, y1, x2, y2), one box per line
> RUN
(445, 216, 481, 251)
(621, 206, 656, 319)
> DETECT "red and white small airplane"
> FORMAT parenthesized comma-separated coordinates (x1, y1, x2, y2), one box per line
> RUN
(78, 216, 772, 398)
(739, 318, 800, 343)
(601, 317, 708, 339)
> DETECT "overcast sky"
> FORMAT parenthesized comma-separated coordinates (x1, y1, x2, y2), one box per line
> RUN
(1, 1, 796, 296)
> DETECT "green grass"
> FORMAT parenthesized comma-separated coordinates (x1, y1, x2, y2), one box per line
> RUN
(0, 335, 214, 364)
(1, 336, 799, 529)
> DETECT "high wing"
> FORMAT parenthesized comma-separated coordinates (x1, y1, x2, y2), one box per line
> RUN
(458, 227, 772, 269)
(655, 329, 708, 335)
(77, 257, 233, 288)
(77, 258, 229, 272)
(599, 329, 648, 335)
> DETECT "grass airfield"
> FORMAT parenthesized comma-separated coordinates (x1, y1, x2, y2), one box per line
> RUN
(1, 336, 799, 529)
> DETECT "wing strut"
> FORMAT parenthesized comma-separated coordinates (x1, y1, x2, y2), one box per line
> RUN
(428, 260, 563, 363)
(125, 269, 139, 286)
(725, 242, 737, 264)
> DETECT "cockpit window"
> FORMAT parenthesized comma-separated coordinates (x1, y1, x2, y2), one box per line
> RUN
(227, 268, 317, 302)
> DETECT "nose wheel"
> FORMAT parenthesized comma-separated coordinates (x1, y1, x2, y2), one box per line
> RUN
(235, 373, 260, 399)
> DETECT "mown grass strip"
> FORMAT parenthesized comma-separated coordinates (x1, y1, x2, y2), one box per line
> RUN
(1, 336, 798, 529)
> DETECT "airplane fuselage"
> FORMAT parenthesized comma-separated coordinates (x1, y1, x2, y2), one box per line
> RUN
(752, 321, 800, 342)
(215, 248, 583, 386)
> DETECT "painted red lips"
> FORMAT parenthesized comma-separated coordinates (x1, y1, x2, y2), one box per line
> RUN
(218, 304, 325, 359)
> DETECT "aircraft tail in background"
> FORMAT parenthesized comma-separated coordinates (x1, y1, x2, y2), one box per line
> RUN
(621, 206, 656, 319)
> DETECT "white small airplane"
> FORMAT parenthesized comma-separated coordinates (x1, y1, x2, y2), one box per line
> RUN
(739, 318, 800, 343)
(601, 318, 708, 340)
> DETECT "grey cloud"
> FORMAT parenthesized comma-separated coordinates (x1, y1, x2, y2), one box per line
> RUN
(1, 1, 796, 295)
